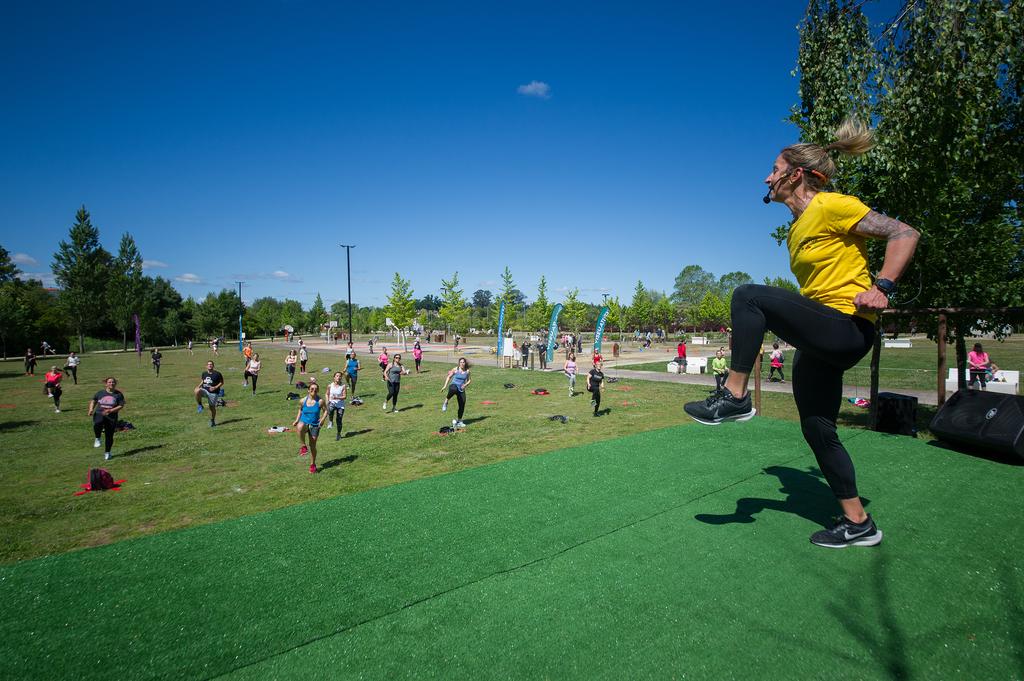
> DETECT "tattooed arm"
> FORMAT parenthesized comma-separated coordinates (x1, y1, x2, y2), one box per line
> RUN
(851, 210, 920, 311)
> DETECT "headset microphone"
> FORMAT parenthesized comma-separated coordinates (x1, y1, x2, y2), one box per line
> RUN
(763, 176, 784, 204)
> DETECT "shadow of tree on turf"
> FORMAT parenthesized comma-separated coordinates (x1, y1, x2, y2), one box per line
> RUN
(826, 552, 911, 680)
(694, 466, 871, 529)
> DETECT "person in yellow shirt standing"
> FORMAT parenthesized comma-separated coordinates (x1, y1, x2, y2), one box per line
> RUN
(684, 119, 919, 549)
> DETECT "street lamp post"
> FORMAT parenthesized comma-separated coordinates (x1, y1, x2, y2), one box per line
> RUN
(340, 244, 355, 342)
(235, 281, 245, 352)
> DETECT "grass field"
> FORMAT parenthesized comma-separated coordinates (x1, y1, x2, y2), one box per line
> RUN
(616, 336, 1024, 393)
(0, 345, 933, 566)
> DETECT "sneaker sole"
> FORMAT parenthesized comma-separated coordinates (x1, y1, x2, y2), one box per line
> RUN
(686, 408, 757, 426)
(811, 530, 883, 548)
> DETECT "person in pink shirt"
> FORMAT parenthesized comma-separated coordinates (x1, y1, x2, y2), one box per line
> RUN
(378, 348, 389, 379)
(968, 342, 998, 390)
(412, 339, 423, 373)
(44, 366, 63, 413)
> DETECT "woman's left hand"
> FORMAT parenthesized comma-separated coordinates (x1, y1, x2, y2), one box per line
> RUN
(853, 287, 889, 312)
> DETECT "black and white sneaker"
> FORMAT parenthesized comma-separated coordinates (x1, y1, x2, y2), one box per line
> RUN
(810, 515, 883, 548)
(684, 388, 755, 425)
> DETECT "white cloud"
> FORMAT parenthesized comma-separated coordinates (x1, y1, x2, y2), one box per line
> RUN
(143, 259, 169, 269)
(272, 270, 302, 282)
(517, 80, 551, 99)
(12, 253, 38, 266)
(175, 273, 203, 284)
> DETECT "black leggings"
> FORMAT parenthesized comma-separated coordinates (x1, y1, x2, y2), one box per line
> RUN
(348, 373, 358, 396)
(93, 418, 115, 452)
(589, 385, 601, 413)
(49, 384, 62, 409)
(328, 402, 345, 429)
(730, 285, 875, 500)
(64, 366, 77, 384)
(246, 372, 258, 393)
(714, 372, 727, 391)
(446, 386, 466, 420)
(768, 365, 785, 381)
(287, 365, 295, 384)
(386, 381, 401, 408)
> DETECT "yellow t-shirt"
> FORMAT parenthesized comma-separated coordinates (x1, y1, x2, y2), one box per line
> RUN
(787, 192, 875, 321)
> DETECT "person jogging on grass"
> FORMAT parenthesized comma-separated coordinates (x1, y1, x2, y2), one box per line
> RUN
(151, 348, 163, 376)
(326, 371, 347, 440)
(587, 361, 605, 417)
(683, 118, 919, 549)
(298, 341, 308, 374)
(292, 381, 327, 473)
(63, 351, 80, 384)
(44, 366, 63, 413)
(382, 353, 408, 413)
(24, 349, 36, 376)
(413, 339, 423, 373)
(88, 377, 125, 461)
(245, 353, 262, 395)
(194, 360, 224, 427)
(242, 342, 254, 387)
(285, 349, 297, 385)
(563, 353, 578, 396)
(345, 351, 360, 398)
(440, 357, 471, 429)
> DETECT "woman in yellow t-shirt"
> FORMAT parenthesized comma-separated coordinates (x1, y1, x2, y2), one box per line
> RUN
(684, 119, 920, 549)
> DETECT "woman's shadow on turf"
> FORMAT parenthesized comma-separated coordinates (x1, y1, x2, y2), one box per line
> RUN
(694, 466, 871, 528)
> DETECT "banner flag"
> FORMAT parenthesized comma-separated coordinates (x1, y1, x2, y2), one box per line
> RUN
(133, 314, 141, 356)
(546, 303, 563, 363)
(496, 301, 507, 360)
(593, 306, 610, 353)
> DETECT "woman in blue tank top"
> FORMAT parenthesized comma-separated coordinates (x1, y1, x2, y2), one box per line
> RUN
(440, 357, 472, 429)
(291, 382, 327, 473)
(345, 353, 360, 398)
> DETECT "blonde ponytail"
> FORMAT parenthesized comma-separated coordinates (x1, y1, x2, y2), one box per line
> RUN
(781, 117, 874, 191)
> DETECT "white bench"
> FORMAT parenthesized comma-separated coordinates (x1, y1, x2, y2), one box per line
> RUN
(945, 368, 1019, 395)
(667, 357, 708, 375)
(883, 340, 912, 348)
(690, 336, 709, 345)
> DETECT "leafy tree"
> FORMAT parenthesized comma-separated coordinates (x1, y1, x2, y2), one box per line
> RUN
(0, 246, 18, 283)
(279, 299, 306, 333)
(652, 296, 676, 332)
(416, 294, 442, 311)
(438, 271, 469, 335)
(493, 266, 519, 324)
(691, 292, 730, 330)
(526, 275, 551, 331)
(384, 272, 415, 349)
(471, 289, 492, 309)
(562, 288, 588, 335)
(628, 280, 652, 331)
(762, 276, 800, 293)
(716, 271, 753, 299)
(51, 206, 112, 352)
(307, 293, 327, 332)
(605, 296, 626, 336)
(108, 233, 145, 350)
(671, 265, 716, 309)
(140, 276, 184, 344)
(250, 297, 284, 336)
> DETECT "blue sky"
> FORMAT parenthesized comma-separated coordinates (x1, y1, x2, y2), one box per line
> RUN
(1, 1, 900, 308)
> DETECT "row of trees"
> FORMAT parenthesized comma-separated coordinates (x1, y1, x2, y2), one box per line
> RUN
(2, 207, 786, 357)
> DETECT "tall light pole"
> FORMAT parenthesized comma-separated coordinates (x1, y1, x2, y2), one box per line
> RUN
(235, 281, 245, 352)
(340, 245, 355, 342)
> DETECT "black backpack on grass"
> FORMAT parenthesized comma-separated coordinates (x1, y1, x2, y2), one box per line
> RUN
(88, 468, 115, 491)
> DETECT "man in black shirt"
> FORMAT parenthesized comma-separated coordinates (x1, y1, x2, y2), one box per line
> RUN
(587, 361, 605, 416)
(151, 348, 163, 376)
(194, 360, 225, 427)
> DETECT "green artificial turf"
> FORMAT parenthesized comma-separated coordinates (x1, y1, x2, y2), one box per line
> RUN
(2, 418, 1022, 680)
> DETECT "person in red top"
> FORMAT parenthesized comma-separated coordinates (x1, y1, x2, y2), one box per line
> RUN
(592, 349, 603, 367)
(44, 366, 63, 413)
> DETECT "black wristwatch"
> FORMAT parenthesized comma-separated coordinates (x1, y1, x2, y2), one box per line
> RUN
(874, 278, 897, 296)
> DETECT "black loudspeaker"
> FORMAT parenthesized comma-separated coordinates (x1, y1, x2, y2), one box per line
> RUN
(875, 392, 918, 436)
(929, 390, 1024, 459)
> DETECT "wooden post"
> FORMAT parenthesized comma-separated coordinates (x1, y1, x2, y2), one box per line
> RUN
(937, 313, 947, 406)
(753, 350, 763, 416)
(869, 330, 882, 430)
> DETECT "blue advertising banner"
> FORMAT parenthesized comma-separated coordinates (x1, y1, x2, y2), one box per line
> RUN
(496, 301, 506, 360)
(546, 303, 563, 363)
(593, 306, 610, 353)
